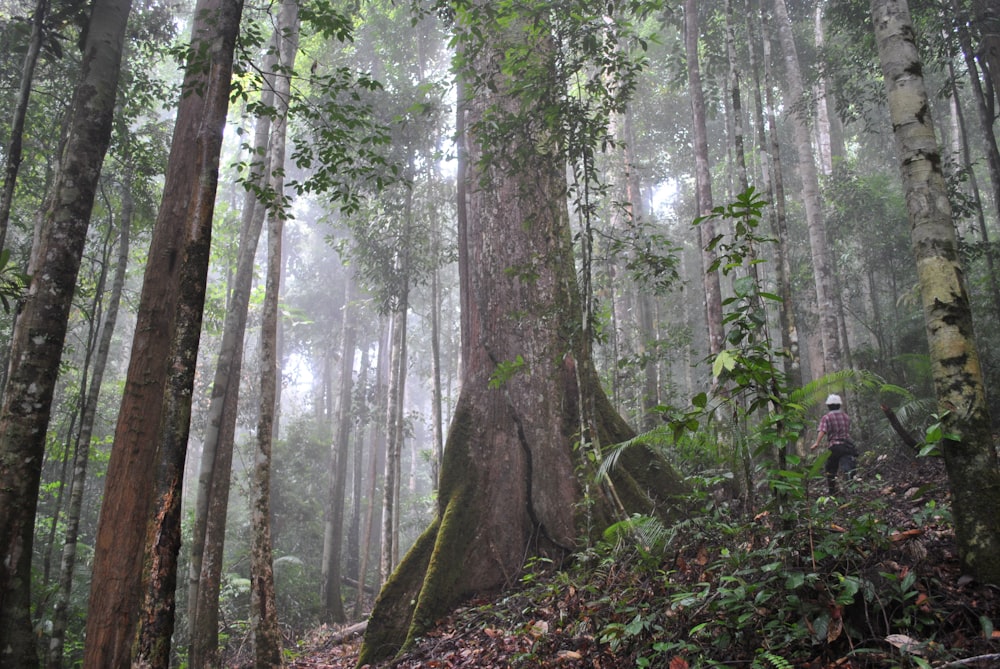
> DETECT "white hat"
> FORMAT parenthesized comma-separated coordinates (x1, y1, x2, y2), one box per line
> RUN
(826, 394, 842, 405)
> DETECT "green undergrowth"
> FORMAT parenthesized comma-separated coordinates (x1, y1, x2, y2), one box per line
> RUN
(456, 469, 997, 669)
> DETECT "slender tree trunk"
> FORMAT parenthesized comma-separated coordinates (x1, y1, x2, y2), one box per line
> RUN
(47, 178, 132, 669)
(380, 304, 407, 582)
(0, 0, 131, 662)
(771, 0, 842, 377)
(83, 0, 243, 664)
(945, 58, 1000, 322)
(187, 26, 279, 668)
(0, 0, 49, 249)
(685, 0, 724, 359)
(953, 1, 1000, 236)
(250, 4, 298, 666)
(972, 0, 1000, 113)
(322, 281, 357, 623)
(872, 0, 1000, 583)
(752, 1, 802, 385)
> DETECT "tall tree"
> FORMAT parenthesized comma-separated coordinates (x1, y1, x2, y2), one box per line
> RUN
(249, 0, 299, 664)
(358, 3, 687, 663)
(871, 0, 1000, 583)
(82, 0, 244, 662)
(0, 0, 132, 662)
(186, 17, 280, 665)
(0, 0, 49, 249)
(770, 0, 842, 377)
(684, 0, 724, 359)
(321, 280, 357, 622)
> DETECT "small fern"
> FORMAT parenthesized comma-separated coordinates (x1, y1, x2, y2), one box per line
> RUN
(755, 651, 792, 669)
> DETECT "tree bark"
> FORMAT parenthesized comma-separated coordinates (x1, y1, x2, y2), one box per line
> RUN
(187, 20, 280, 666)
(82, 0, 243, 664)
(0, 0, 131, 662)
(47, 176, 132, 669)
(871, 0, 1000, 583)
(357, 5, 687, 663)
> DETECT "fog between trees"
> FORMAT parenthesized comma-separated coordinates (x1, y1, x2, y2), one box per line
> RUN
(1, 0, 1000, 666)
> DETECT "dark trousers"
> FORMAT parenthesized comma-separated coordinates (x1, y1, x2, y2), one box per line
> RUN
(825, 441, 856, 494)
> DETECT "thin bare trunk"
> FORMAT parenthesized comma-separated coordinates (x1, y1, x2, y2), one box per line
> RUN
(187, 35, 278, 669)
(0, 0, 48, 248)
(685, 0, 724, 358)
(771, 0, 842, 377)
(322, 281, 357, 623)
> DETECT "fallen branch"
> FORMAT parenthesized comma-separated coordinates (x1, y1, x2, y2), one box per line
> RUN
(326, 620, 368, 646)
(931, 653, 1000, 668)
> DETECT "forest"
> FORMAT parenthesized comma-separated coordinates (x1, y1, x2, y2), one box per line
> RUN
(1, 0, 1000, 667)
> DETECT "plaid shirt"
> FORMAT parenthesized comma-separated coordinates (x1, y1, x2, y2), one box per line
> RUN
(818, 409, 851, 445)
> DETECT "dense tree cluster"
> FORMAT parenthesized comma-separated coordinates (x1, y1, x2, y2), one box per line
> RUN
(0, 0, 998, 667)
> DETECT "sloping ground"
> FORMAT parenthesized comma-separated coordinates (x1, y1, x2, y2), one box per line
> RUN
(247, 452, 1000, 668)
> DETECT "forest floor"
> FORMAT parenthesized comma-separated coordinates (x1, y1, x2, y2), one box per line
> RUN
(234, 451, 1000, 668)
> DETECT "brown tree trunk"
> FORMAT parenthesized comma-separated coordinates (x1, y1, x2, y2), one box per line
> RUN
(82, 0, 243, 664)
(872, 0, 1000, 583)
(47, 176, 132, 669)
(357, 5, 687, 663)
(0, 0, 131, 662)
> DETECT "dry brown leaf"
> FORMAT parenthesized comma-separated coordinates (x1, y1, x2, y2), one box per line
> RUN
(669, 657, 689, 669)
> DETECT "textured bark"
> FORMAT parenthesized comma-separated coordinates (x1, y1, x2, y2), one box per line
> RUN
(83, 0, 243, 664)
(357, 6, 687, 664)
(685, 0, 724, 359)
(47, 179, 132, 669)
(0, 0, 131, 663)
(872, 0, 1000, 583)
(250, 3, 298, 665)
(771, 0, 842, 376)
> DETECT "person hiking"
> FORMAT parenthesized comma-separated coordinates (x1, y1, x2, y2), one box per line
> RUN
(810, 393, 856, 495)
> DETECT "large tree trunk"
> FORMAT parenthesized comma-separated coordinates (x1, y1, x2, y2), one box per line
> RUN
(0, 0, 131, 662)
(357, 5, 687, 664)
(47, 177, 132, 669)
(82, 0, 243, 664)
(871, 0, 1000, 584)
(771, 0, 842, 377)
